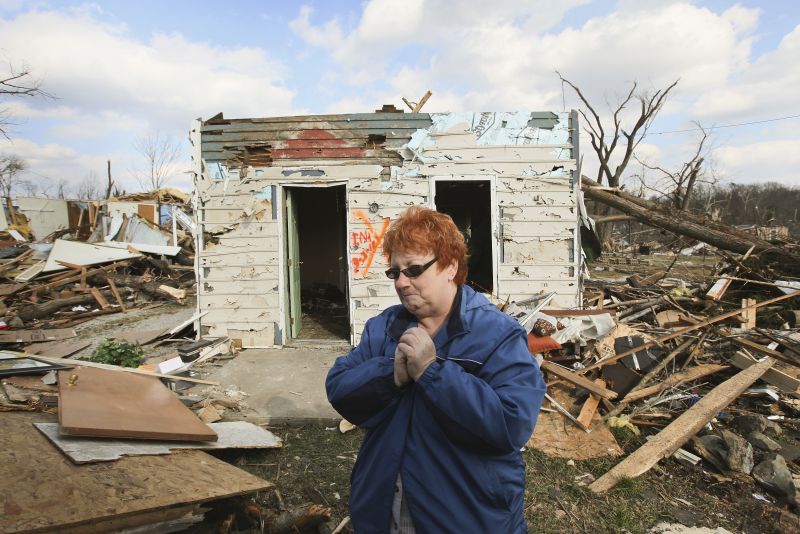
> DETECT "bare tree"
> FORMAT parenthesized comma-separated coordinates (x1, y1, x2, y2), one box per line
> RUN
(133, 130, 181, 191)
(634, 123, 713, 211)
(0, 154, 25, 223)
(0, 154, 25, 197)
(55, 178, 69, 199)
(557, 72, 679, 189)
(74, 171, 102, 200)
(1, 61, 51, 138)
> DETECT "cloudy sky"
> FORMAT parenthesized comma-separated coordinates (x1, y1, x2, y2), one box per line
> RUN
(1, 0, 798, 196)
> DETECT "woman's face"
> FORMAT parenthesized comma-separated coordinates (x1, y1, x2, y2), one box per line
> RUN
(390, 250, 458, 320)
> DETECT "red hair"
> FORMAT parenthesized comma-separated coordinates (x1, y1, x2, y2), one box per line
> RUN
(383, 206, 468, 285)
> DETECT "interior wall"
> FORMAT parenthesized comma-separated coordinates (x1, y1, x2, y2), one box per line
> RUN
(295, 186, 346, 293)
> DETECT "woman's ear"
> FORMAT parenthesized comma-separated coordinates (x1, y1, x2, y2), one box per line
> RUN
(446, 261, 458, 282)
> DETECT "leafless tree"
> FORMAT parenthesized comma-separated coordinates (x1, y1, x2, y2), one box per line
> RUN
(133, 130, 181, 191)
(557, 72, 679, 189)
(74, 171, 103, 200)
(55, 178, 69, 199)
(0, 154, 25, 223)
(1, 61, 52, 138)
(0, 154, 25, 197)
(633, 123, 713, 211)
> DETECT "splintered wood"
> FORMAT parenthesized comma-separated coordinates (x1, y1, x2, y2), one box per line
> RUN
(589, 357, 774, 492)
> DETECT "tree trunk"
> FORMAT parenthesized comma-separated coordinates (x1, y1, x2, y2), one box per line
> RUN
(581, 179, 800, 263)
(17, 293, 104, 321)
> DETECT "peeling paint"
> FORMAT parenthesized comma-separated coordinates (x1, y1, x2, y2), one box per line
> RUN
(281, 168, 326, 177)
(255, 186, 273, 201)
(194, 110, 582, 346)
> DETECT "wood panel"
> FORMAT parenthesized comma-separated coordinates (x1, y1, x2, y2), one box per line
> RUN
(58, 367, 218, 441)
(1, 412, 270, 534)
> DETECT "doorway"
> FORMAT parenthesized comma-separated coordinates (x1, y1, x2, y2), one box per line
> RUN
(433, 180, 495, 294)
(284, 185, 349, 341)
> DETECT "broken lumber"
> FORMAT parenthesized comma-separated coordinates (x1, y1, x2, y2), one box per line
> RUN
(620, 363, 729, 404)
(589, 357, 775, 493)
(576, 379, 605, 429)
(541, 360, 618, 400)
(582, 291, 800, 372)
(729, 351, 800, 394)
(33, 354, 219, 385)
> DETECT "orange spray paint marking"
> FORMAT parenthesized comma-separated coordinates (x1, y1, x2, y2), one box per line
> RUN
(351, 209, 390, 278)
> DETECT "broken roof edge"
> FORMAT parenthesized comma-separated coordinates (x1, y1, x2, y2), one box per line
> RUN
(199, 110, 572, 128)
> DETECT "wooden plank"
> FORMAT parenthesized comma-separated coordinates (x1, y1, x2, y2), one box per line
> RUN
(589, 357, 775, 493)
(24, 340, 92, 359)
(576, 379, 605, 429)
(620, 363, 729, 403)
(33, 354, 218, 385)
(0, 328, 77, 343)
(1, 412, 270, 533)
(741, 298, 757, 330)
(58, 366, 218, 441)
(540, 361, 618, 400)
(90, 287, 110, 309)
(106, 276, 126, 311)
(582, 291, 800, 373)
(729, 351, 800, 394)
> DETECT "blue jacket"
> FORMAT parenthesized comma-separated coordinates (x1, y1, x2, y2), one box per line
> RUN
(326, 285, 546, 533)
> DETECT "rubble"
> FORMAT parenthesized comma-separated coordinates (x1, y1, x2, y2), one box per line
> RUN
(510, 214, 800, 510)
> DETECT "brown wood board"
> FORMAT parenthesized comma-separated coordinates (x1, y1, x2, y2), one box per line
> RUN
(1, 412, 270, 534)
(24, 340, 92, 359)
(0, 328, 77, 344)
(589, 357, 775, 493)
(58, 366, 218, 441)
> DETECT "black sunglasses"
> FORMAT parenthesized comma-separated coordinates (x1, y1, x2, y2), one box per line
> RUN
(385, 258, 437, 280)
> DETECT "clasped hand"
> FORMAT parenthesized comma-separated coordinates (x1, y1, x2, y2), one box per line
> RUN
(394, 326, 436, 387)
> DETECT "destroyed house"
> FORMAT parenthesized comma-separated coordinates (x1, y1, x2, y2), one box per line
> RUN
(191, 110, 582, 347)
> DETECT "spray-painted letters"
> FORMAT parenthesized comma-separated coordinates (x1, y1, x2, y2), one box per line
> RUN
(351, 209, 390, 278)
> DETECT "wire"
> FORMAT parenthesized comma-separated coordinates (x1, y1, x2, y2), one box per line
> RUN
(648, 113, 800, 136)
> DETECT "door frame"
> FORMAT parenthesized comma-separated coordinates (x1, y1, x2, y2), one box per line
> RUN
(428, 175, 499, 298)
(278, 180, 349, 344)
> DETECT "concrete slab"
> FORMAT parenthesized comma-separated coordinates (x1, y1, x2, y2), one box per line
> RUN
(194, 343, 349, 425)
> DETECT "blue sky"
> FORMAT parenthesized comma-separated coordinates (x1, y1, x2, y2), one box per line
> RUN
(1, 0, 799, 195)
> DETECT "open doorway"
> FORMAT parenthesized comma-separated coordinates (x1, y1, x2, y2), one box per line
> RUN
(433, 180, 495, 294)
(284, 185, 349, 341)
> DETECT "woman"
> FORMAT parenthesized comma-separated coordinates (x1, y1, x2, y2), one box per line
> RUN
(326, 206, 546, 533)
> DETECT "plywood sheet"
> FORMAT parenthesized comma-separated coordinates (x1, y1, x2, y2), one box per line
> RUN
(58, 366, 218, 441)
(35, 421, 282, 463)
(527, 389, 623, 460)
(1, 412, 270, 534)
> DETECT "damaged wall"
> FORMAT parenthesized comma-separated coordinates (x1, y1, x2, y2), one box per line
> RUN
(192, 111, 580, 347)
(13, 197, 70, 240)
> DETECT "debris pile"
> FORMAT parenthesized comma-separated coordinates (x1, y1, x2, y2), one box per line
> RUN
(517, 246, 800, 509)
(0, 213, 195, 340)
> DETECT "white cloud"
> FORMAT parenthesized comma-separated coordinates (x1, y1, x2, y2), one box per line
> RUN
(713, 140, 800, 185)
(0, 10, 296, 131)
(691, 24, 800, 120)
(291, 1, 799, 185)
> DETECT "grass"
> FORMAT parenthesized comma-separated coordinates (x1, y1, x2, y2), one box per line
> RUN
(204, 423, 796, 534)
